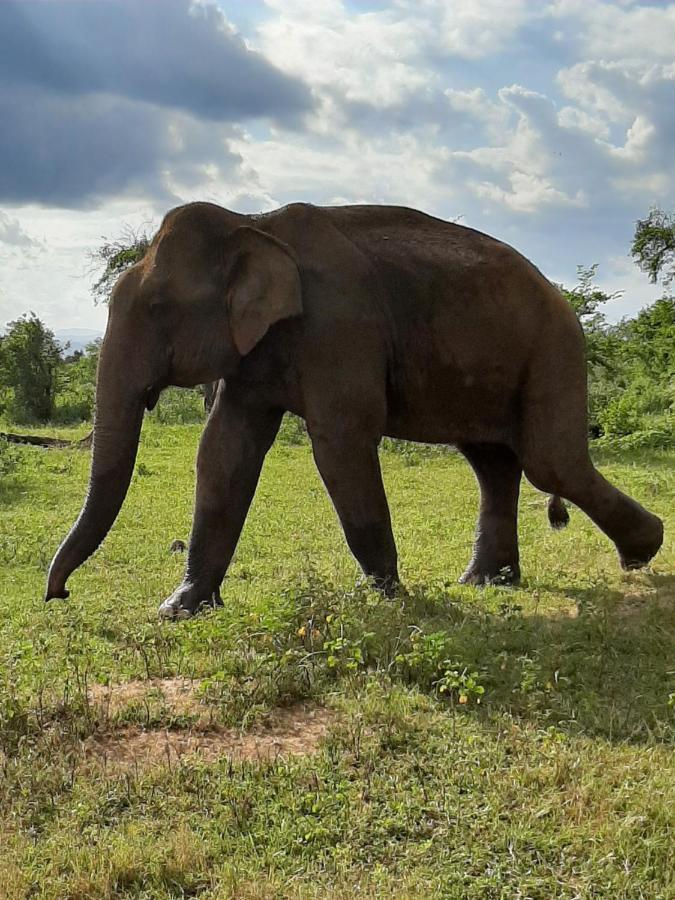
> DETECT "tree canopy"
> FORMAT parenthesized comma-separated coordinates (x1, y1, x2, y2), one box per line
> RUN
(631, 207, 675, 287)
(0, 313, 62, 422)
(89, 226, 150, 304)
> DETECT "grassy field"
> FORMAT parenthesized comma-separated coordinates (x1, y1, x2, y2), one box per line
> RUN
(0, 418, 673, 899)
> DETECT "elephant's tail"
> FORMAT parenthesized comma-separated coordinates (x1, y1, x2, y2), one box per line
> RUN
(547, 495, 570, 529)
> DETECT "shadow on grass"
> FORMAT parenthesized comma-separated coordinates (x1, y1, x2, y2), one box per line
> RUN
(523, 571, 674, 612)
(263, 572, 675, 747)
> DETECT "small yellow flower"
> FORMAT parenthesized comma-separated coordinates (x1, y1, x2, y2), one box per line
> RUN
(311, 628, 322, 641)
(326, 614, 334, 623)
(458, 694, 469, 705)
(297, 625, 306, 638)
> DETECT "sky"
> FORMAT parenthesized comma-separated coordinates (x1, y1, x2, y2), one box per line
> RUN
(1, 0, 674, 333)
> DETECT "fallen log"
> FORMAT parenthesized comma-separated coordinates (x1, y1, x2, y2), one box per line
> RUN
(0, 430, 92, 449)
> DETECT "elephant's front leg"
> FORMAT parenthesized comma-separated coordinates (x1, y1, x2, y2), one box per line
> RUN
(459, 442, 522, 586)
(311, 430, 399, 593)
(159, 393, 282, 619)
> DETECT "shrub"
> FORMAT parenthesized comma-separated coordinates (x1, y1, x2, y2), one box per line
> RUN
(597, 378, 674, 439)
(0, 314, 62, 423)
(151, 388, 205, 425)
(53, 342, 100, 423)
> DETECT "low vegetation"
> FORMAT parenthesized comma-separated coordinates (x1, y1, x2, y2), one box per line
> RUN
(0, 421, 673, 897)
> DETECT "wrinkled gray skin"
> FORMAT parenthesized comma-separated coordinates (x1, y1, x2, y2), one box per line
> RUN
(45, 202, 664, 619)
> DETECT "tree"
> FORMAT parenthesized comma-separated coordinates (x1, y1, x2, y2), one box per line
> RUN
(89, 225, 150, 304)
(622, 296, 675, 378)
(56, 339, 101, 422)
(631, 207, 675, 287)
(559, 266, 636, 438)
(0, 313, 62, 422)
(559, 264, 621, 368)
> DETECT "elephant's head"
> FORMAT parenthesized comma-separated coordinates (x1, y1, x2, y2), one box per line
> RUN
(45, 205, 302, 602)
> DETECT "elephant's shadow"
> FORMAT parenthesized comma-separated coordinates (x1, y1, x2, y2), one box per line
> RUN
(321, 572, 675, 746)
(527, 571, 674, 614)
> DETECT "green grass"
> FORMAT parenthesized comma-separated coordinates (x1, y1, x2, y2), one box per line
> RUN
(0, 420, 673, 898)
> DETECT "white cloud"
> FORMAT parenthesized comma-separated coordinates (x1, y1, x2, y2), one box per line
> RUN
(0, 202, 157, 331)
(557, 106, 610, 140)
(444, 88, 510, 137)
(594, 253, 668, 322)
(0, 211, 41, 251)
(258, 1, 430, 111)
(257, 0, 533, 124)
(557, 61, 675, 196)
(548, 0, 675, 61)
(470, 172, 586, 213)
(229, 128, 452, 214)
(397, 0, 530, 60)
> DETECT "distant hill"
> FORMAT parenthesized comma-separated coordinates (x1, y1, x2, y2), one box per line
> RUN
(55, 328, 103, 355)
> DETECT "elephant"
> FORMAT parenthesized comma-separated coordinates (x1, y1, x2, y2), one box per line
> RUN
(45, 202, 664, 618)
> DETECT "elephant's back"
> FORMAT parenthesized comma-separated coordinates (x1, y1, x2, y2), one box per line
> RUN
(267, 201, 572, 346)
(322, 205, 558, 326)
(320, 203, 560, 319)
(322, 204, 515, 272)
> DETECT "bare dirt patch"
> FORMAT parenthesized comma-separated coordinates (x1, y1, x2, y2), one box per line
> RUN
(88, 676, 207, 721)
(84, 678, 334, 771)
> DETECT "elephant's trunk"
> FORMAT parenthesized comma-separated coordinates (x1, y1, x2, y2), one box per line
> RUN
(45, 346, 146, 601)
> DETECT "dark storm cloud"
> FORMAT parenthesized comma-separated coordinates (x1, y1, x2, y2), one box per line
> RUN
(0, 87, 192, 207)
(0, 0, 312, 206)
(0, 0, 312, 122)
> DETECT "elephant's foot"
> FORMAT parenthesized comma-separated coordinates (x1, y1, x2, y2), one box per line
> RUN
(459, 559, 521, 587)
(358, 572, 401, 598)
(158, 583, 223, 620)
(617, 514, 664, 570)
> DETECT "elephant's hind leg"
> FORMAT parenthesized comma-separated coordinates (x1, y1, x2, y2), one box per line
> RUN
(528, 460, 663, 570)
(520, 375, 663, 570)
(459, 442, 522, 585)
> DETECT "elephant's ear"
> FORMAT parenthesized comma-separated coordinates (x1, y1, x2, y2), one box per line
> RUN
(224, 227, 302, 356)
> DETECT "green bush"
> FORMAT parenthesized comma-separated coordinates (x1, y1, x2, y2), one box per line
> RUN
(150, 387, 205, 425)
(52, 344, 99, 424)
(597, 378, 674, 439)
(0, 314, 62, 423)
